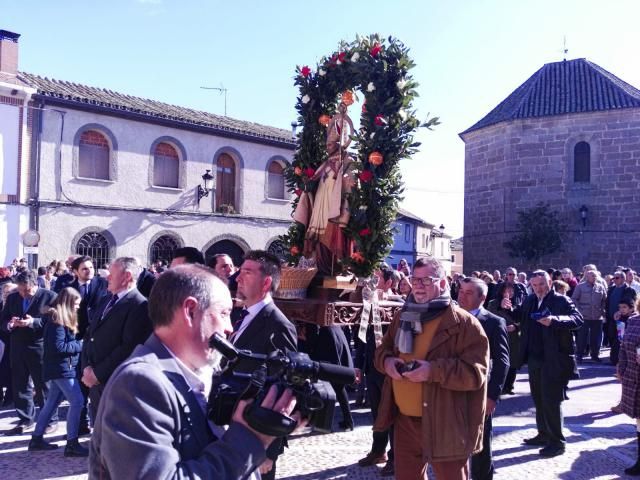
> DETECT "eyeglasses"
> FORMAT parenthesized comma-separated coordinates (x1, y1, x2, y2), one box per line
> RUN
(410, 275, 441, 287)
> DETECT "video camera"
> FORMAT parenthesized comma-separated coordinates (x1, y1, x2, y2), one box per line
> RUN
(207, 333, 356, 436)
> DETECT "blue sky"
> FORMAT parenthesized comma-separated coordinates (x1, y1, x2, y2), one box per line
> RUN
(4, 0, 640, 237)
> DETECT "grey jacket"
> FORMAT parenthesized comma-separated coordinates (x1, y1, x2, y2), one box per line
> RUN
(572, 281, 607, 321)
(89, 333, 267, 480)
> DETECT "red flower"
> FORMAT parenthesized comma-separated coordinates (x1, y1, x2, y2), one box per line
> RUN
(300, 66, 311, 77)
(359, 170, 374, 182)
(351, 252, 365, 263)
(295, 188, 303, 196)
(290, 246, 300, 256)
(370, 43, 382, 57)
(304, 167, 315, 178)
(359, 228, 372, 236)
(337, 52, 346, 62)
(374, 114, 386, 126)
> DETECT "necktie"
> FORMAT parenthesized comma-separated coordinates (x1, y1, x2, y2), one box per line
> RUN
(101, 294, 119, 319)
(232, 308, 250, 332)
(229, 308, 249, 343)
(79, 283, 87, 299)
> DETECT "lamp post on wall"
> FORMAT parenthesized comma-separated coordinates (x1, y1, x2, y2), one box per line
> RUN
(197, 169, 215, 206)
(579, 205, 589, 234)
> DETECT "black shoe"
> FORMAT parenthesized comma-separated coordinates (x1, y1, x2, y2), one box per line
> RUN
(539, 444, 565, 457)
(64, 439, 89, 457)
(523, 434, 548, 446)
(338, 420, 354, 431)
(625, 460, 640, 476)
(592, 357, 602, 363)
(5, 420, 34, 436)
(28, 435, 59, 451)
(78, 423, 92, 436)
(380, 459, 394, 476)
(502, 388, 515, 395)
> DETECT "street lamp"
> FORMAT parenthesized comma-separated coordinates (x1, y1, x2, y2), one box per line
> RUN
(197, 169, 215, 204)
(579, 205, 588, 228)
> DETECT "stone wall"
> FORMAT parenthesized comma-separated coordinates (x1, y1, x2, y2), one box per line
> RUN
(461, 108, 640, 274)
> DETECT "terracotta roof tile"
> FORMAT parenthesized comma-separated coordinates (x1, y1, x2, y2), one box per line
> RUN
(18, 72, 296, 145)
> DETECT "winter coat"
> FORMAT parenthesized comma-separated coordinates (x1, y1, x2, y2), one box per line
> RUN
(373, 304, 489, 463)
(42, 320, 83, 381)
(619, 315, 640, 419)
(487, 299, 520, 366)
(572, 281, 607, 321)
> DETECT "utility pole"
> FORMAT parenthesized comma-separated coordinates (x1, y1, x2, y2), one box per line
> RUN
(200, 85, 228, 116)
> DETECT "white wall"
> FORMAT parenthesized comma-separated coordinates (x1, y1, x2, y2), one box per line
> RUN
(0, 204, 30, 265)
(0, 103, 19, 195)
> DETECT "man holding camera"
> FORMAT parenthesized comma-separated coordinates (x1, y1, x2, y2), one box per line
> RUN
(516, 270, 583, 457)
(374, 256, 489, 480)
(89, 264, 298, 479)
(232, 250, 298, 479)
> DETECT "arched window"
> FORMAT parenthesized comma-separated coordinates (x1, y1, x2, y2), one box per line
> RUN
(574, 141, 590, 183)
(79, 130, 110, 179)
(267, 239, 287, 262)
(150, 235, 180, 264)
(153, 142, 179, 188)
(267, 161, 285, 199)
(216, 153, 236, 212)
(76, 232, 111, 269)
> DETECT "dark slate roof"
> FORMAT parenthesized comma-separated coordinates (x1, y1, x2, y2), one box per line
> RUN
(18, 72, 296, 146)
(461, 58, 640, 135)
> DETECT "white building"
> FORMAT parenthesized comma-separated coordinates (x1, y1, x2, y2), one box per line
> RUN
(0, 30, 296, 268)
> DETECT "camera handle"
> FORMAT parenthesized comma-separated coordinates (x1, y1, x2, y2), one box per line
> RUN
(243, 402, 298, 437)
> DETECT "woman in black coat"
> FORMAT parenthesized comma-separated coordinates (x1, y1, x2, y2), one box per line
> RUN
(28, 287, 87, 457)
(305, 324, 355, 430)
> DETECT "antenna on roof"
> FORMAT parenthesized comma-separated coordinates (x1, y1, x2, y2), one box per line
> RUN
(200, 84, 228, 116)
(562, 35, 569, 61)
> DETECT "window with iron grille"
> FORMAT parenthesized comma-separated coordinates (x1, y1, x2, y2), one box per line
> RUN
(76, 232, 110, 269)
(267, 239, 287, 262)
(150, 235, 181, 264)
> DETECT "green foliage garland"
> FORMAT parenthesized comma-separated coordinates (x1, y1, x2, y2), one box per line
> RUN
(280, 34, 438, 278)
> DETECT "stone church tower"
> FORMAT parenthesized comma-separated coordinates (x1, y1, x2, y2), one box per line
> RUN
(460, 58, 640, 274)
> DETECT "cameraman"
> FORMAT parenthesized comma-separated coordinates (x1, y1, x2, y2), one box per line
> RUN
(89, 264, 298, 479)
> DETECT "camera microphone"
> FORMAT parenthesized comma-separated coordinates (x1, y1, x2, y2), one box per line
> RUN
(314, 362, 356, 386)
(209, 332, 240, 360)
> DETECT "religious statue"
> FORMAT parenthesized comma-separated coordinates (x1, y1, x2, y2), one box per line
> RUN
(293, 99, 356, 275)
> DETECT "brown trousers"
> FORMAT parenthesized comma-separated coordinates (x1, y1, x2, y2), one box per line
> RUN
(394, 413, 469, 480)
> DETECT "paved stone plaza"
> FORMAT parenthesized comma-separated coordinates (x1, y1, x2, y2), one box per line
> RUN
(0, 356, 637, 479)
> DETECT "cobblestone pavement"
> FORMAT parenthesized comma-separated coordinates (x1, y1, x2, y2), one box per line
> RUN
(0, 356, 637, 479)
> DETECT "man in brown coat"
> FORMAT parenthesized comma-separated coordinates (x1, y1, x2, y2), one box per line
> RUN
(374, 256, 489, 480)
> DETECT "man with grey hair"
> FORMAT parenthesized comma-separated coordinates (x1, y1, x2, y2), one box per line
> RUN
(517, 270, 583, 457)
(458, 277, 509, 480)
(89, 264, 300, 479)
(81, 257, 151, 419)
(374, 256, 489, 479)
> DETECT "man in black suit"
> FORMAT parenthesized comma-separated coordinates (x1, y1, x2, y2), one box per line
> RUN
(70, 256, 109, 339)
(458, 277, 510, 480)
(1, 270, 57, 434)
(605, 271, 637, 365)
(81, 257, 151, 421)
(517, 270, 583, 457)
(231, 250, 297, 480)
(70, 255, 108, 434)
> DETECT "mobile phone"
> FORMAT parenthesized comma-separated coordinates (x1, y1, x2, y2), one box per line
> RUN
(397, 361, 418, 374)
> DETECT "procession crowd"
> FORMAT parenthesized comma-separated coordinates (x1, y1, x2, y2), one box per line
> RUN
(1, 251, 640, 479)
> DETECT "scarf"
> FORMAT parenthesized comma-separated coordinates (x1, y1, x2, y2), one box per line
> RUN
(395, 292, 451, 354)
